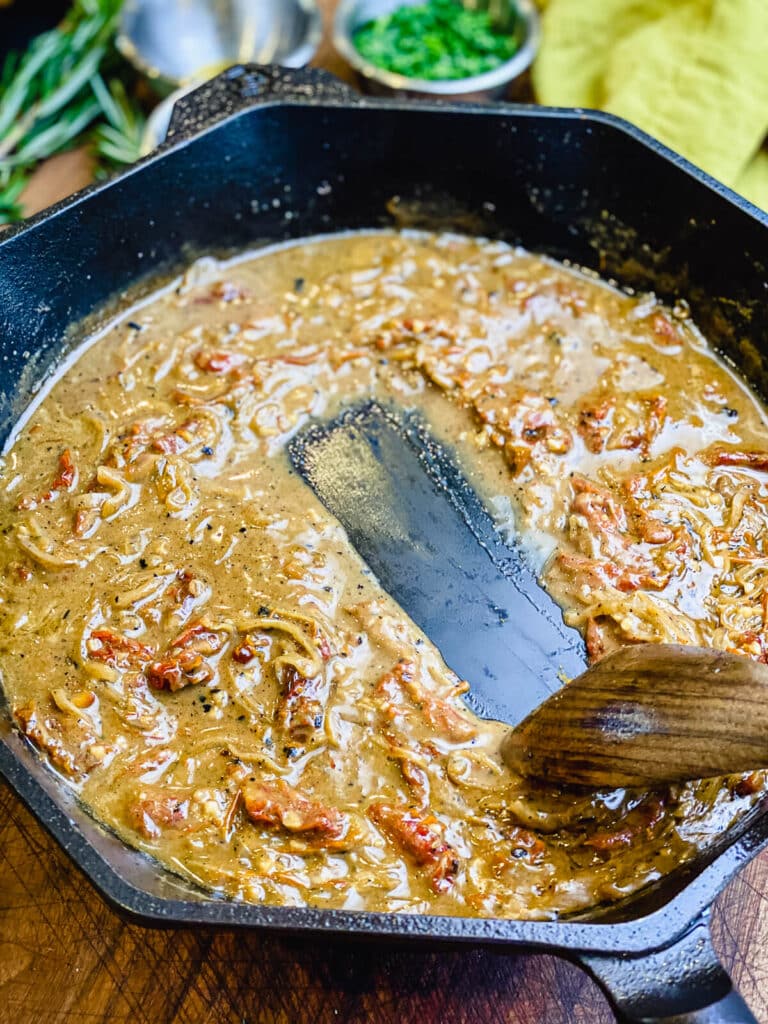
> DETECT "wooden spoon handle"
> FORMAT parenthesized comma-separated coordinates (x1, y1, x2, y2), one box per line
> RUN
(503, 644, 768, 788)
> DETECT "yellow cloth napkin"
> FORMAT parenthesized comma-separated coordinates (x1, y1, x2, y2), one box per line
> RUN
(532, 0, 768, 211)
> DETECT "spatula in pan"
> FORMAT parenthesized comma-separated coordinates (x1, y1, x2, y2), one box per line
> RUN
(289, 402, 768, 788)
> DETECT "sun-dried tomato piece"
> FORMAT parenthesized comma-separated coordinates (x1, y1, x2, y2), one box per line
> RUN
(165, 569, 204, 621)
(105, 418, 164, 468)
(152, 418, 201, 455)
(563, 477, 675, 592)
(273, 351, 321, 366)
(474, 388, 572, 473)
(129, 791, 190, 839)
(614, 396, 667, 457)
(171, 621, 223, 654)
(729, 631, 768, 664)
(585, 618, 609, 664)
(194, 350, 248, 374)
(15, 702, 79, 776)
(553, 279, 588, 316)
(636, 516, 675, 545)
(192, 280, 249, 305)
(88, 629, 154, 669)
(733, 772, 765, 797)
(17, 449, 78, 510)
(279, 665, 325, 742)
(73, 507, 99, 538)
(401, 317, 434, 333)
(52, 449, 77, 491)
(556, 551, 668, 594)
(572, 476, 628, 548)
(648, 312, 680, 344)
(376, 659, 476, 742)
(14, 701, 100, 778)
(148, 652, 214, 691)
(232, 640, 257, 664)
(578, 398, 616, 454)
(557, 551, 615, 592)
(400, 759, 430, 808)
(242, 779, 346, 839)
(705, 446, 768, 471)
(578, 394, 666, 458)
(368, 802, 459, 892)
(584, 794, 666, 851)
(418, 693, 476, 742)
(147, 620, 224, 691)
(376, 659, 417, 700)
(508, 826, 546, 864)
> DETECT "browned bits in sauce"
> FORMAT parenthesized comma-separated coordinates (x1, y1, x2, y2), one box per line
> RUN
(1, 231, 767, 919)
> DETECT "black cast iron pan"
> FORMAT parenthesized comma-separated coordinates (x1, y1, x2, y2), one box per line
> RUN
(1, 65, 768, 1022)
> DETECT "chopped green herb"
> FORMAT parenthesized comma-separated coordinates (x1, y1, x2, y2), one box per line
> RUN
(353, 0, 519, 82)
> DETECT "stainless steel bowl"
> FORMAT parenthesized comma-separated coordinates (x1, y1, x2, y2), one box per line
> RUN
(333, 0, 540, 101)
(117, 0, 322, 95)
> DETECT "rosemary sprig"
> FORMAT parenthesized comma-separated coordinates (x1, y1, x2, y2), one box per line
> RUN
(0, 0, 145, 224)
(90, 76, 144, 170)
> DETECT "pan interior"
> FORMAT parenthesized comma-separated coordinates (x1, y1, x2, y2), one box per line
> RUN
(2, 227, 768, 928)
(2, 90, 768, 936)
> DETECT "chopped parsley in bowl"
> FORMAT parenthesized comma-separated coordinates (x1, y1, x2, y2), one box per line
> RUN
(352, 0, 520, 82)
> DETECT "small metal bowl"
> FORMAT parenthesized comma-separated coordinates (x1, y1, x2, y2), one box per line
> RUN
(333, 0, 540, 101)
(117, 0, 322, 96)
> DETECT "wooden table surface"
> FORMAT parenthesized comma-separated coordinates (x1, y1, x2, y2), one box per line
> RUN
(3, 3, 768, 1022)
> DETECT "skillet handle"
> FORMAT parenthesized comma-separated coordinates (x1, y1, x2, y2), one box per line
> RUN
(166, 64, 359, 142)
(576, 915, 758, 1023)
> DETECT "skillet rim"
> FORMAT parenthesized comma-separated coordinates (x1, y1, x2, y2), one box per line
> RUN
(3, 65, 767, 244)
(1, 64, 768, 955)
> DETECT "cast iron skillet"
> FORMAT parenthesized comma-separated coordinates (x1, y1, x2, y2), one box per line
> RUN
(1, 65, 768, 1022)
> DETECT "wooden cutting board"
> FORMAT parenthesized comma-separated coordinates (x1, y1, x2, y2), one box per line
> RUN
(2, 2, 768, 1021)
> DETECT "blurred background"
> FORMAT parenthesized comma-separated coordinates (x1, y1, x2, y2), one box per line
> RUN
(0, 0, 766, 224)
(0, 0, 70, 55)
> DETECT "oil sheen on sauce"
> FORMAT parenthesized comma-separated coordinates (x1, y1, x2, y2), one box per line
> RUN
(1, 231, 766, 920)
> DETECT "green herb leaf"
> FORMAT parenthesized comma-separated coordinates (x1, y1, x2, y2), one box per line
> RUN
(0, 0, 144, 226)
(353, 0, 519, 82)
(90, 77, 144, 168)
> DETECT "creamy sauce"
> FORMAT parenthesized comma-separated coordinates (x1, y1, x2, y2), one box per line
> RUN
(1, 230, 766, 919)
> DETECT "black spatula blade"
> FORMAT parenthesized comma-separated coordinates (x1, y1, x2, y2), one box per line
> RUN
(289, 403, 585, 726)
